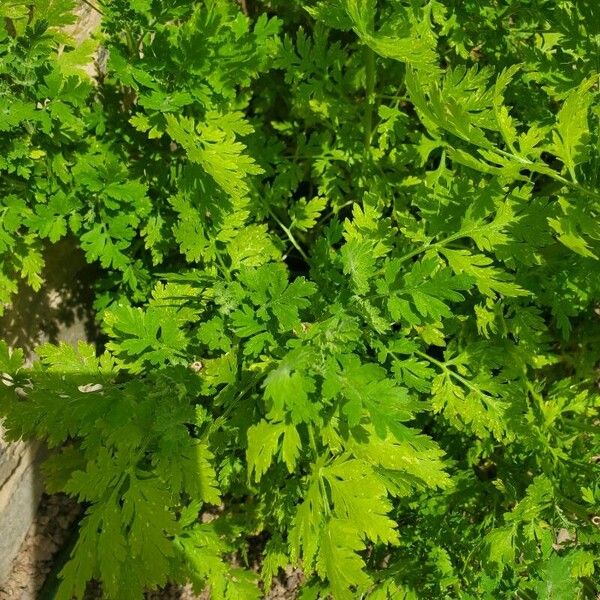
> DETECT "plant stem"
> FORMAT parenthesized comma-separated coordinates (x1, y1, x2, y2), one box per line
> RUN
(412, 350, 490, 399)
(364, 46, 376, 149)
(308, 425, 319, 457)
(81, 0, 104, 15)
(557, 494, 593, 521)
(216, 251, 232, 281)
(396, 231, 463, 265)
(266, 206, 310, 262)
(205, 375, 260, 440)
(493, 147, 600, 200)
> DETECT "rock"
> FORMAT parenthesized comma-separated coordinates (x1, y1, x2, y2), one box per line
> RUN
(0, 441, 44, 585)
(0, 238, 97, 593)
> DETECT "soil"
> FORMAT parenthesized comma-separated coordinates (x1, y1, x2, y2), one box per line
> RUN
(0, 494, 80, 600)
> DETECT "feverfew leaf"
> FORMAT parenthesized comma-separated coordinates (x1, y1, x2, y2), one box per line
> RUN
(165, 114, 262, 201)
(246, 419, 302, 481)
(281, 424, 301, 472)
(317, 519, 372, 600)
(395, 257, 470, 322)
(269, 276, 316, 331)
(247, 420, 285, 483)
(441, 248, 529, 298)
(103, 305, 188, 371)
(550, 78, 595, 181)
(341, 238, 377, 294)
(324, 355, 419, 437)
(290, 196, 328, 231)
(342, 0, 439, 73)
(263, 360, 316, 424)
(228, 224, 281, 270)
(322, 457, 399, 544)
(194, 443, 221, 505)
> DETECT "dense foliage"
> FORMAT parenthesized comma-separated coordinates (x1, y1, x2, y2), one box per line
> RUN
(1, 0, 599, 598)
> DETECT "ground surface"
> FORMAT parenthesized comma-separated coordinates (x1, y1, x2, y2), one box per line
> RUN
(0, 495, 80, 600)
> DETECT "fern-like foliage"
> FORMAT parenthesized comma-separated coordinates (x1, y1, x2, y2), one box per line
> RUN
(1, 0, 599, 598)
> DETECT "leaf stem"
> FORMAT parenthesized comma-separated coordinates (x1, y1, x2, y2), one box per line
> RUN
(492, 147, 600, 200)
(308, 425, 319, 458)
(396, 231, 463, 265)
(363, 46, 376, 149)
(315, 200, 355, 227)
(266, 206, 310, 262)
(81, 0, 104, 16)
(412, 350, 488, 399)
(204, 375, 260, 440)
(556, 494, 593, 521)
(215, 251, 232, 282)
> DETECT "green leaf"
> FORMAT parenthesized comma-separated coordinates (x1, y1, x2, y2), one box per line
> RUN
(394, 257, 470, 322)
(263, 358, 316, 424)
(193, 443, 221, 505)
(442, 248, 528, 298)
(317, 519, 372, 600)
(341, 238, 377, 295)
(247, 420, 285, 482)
(322, 457, 399, 544)
(165, 114, 263, 201)
(228, 224, 281, 270)
(281, 423, 301, 473)
(289, 471, 324, 572)
(484, 526, 516, 573)
(290, 196, 328, 231)
(550, 78, 595, 181)
(0, 339, 24, 372)
(342, 0, 439, 73)
(104, 305, 188, 371)
(19, 243, 44, 290)
(324, 354, 420, 438)
(269, 276, 316, 331)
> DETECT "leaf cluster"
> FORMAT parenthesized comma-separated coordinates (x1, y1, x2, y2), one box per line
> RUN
(1, 1, 599, 599)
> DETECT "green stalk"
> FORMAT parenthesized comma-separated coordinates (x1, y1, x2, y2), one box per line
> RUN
(414, 350, 484, 397)
(363, 46, 376, 150)
(266, 206, 309, 262)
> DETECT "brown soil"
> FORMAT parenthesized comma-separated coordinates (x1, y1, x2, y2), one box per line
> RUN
(0, 494, 80, 600)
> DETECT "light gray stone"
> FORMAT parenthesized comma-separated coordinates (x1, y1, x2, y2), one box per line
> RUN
(0, 441, 44, 584)
(0, 238, 96, 587)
